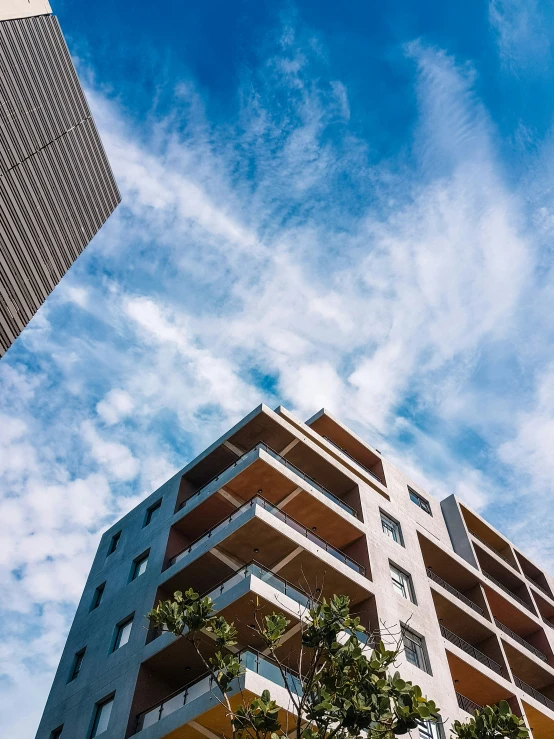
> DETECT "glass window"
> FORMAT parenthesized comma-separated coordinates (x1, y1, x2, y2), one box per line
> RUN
(144, 499, 162, 527)
(113, 617, 133, 651)
(403, 627, 430, 673)
(50, 727, 63, 739)
(91, 582, 105, 610)
(390, 563, 415, 603)
(381, 512, 403, 544)
(90, 696, 114, 737)
(108, 531, 121, 555)
(131, 552, 149, 580)
(419, 720, 443, 739)
(69, 648, 86, 682)
(408, 487, 432, 515)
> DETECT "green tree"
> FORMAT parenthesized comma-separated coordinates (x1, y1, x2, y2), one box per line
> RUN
(147, 589, 528, 739)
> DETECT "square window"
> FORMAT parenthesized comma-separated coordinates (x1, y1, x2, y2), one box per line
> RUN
(408, 487, 432, 515)
(50, 727, 63, 739)
(90, 696, 114, 737)
(113, 617, 133, 651)
(381, 512, 403, 545)
(131, 551, 149, 581)
(403, 627, 431, 674)
(144, 499, 162, 527)
(390, 563, 416, 603)
(69, 647, 86, 682)
(108, 531, 121, 555)
(91, 582, 105, 611)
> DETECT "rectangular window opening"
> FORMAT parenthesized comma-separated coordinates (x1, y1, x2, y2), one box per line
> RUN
(108, 531, 121, 555)
(144, 498, 162, 528)
(408, 487, 432, 515)
(69, 647, 86, 682)
(90, 695, 114, 737)
(390, 563, 416, 603)
(91, 582, 105, 611)
(380, 511, 404, 545)
(131, 551, 149, 581)
(50, 727, 64, 739)
(402, 626, 431, 674)
(113, 616, 133, 652)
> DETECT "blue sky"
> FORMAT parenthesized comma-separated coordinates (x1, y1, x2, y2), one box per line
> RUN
(2, 0, 554, 735)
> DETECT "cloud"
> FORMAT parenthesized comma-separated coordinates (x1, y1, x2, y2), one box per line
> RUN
(96, 388, 135, 425)
(489, 0, 551, 71)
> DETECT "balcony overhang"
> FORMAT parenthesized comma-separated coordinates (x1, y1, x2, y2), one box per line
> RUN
(522, 700, 554, 739)
(445, 651, 512, 707)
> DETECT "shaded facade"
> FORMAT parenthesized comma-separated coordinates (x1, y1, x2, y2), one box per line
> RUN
(36, 405, 554, 739)
(0, 0, 120, 356)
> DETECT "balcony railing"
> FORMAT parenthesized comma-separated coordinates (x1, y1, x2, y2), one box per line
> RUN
(544, 618, 554, 631)
(483, 572, 534, 613)
(440, 624, 503, 676)
(322, 436, 384, 484)
(178, 441, 358, 518)
(135, 649, 302, 733)
(456, 692, 482, 715)
(168, 495, 366, 575)
(494, 618, 548, 662)
(528, 578, 554, 600)
(514, 676, 554, 713)
(426, 568, 484, 615)
(469, 531, 516, 569)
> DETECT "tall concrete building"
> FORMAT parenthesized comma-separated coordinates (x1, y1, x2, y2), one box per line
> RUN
(36, 405, 554, 739)
(0, 0, 120, 357)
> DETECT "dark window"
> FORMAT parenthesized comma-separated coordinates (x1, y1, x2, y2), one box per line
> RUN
(113, 616, 133, 651)
(108, 531, 121, 555)
(419, 720, 443, 739)
(403, 627, 431, 673)
(144, 499, 162, 527)
(90, 696, 114, 737)
(69, 648, 86, 682)
(408, 487, 432, 515)
(381, 512, 403, 545)
(390, 564, 416, 603)
(131, 551, 149, 581)
(50, 727, 63, 739)
(91, 582, 105, 610)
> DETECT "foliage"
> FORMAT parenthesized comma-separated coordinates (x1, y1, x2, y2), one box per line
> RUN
(147, 588, 527, 739)
(451, 701, 529, 739)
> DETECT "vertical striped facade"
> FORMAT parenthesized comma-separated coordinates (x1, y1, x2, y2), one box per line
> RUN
(0, 12, 120, 356)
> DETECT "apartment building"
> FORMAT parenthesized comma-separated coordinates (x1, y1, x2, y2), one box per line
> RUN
(35, 405, 554, 739)
(0, 0, 120, 356)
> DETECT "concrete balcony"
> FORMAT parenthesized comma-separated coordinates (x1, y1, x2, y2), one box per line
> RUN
(162, 496, 372, 609)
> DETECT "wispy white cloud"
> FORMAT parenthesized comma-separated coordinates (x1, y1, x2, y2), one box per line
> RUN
(489, 0, 552, 71)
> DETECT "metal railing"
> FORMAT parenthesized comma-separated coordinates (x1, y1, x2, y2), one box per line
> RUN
(168, 495, 366, 575)
(494, 618, 548, 662)
(544, 618, 554, 630)
(178, 441, 358, 518)
(469, 531, 515, 568)
(456, 692, 482, 715)
(483, 572, 534, 613)
(514, 676, 554, 712)
(322, 436, 384, 484)
(135, 649, 302, 733)
(426, 568, 484, 615)
(528, 578, 554, 600)
(440, 624, 503, 676)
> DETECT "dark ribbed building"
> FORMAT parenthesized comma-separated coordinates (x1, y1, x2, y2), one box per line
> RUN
(0, 0, 120, 356)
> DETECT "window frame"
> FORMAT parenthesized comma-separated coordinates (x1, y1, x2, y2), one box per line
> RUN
(131, 551, 149, 581)
(90, 695, 114, 738)
(389, 562, 416, 603)
(402, 626, 431, 674)
(91, 582, 106, 611)
(418, 720, 444, 739)
(408, 487, 432, 515)
(107, 531, 121, 555)
(380, 511, 404, 545)
(112, 615, 134, 652)
(143, 498, 162, 528)
(68, 647, 86, 682)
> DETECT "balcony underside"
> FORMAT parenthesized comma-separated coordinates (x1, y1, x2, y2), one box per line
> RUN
(522, 700, 554, 739)
(445, 651, 512, 708)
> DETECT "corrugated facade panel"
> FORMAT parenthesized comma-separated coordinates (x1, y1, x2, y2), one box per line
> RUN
(0, 14, 120, 356)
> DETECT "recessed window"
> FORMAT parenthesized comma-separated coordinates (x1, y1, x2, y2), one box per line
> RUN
(403, 627, 431, 673)
(50, 727, 63, 739)
(91, 582, 105, 611)
(408, 487, 432, 515)
(90, 695, 114, 737)
(113, 616, 133, 651)
(131, 551, 149, 581)
(144, 499, 162, 527)
(381, 511, 404, 545)
(390, 563, 416, 603)
(108, 531, 121, 555)
(419, 721, 443, 739)
(69, 647, 86, 682)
